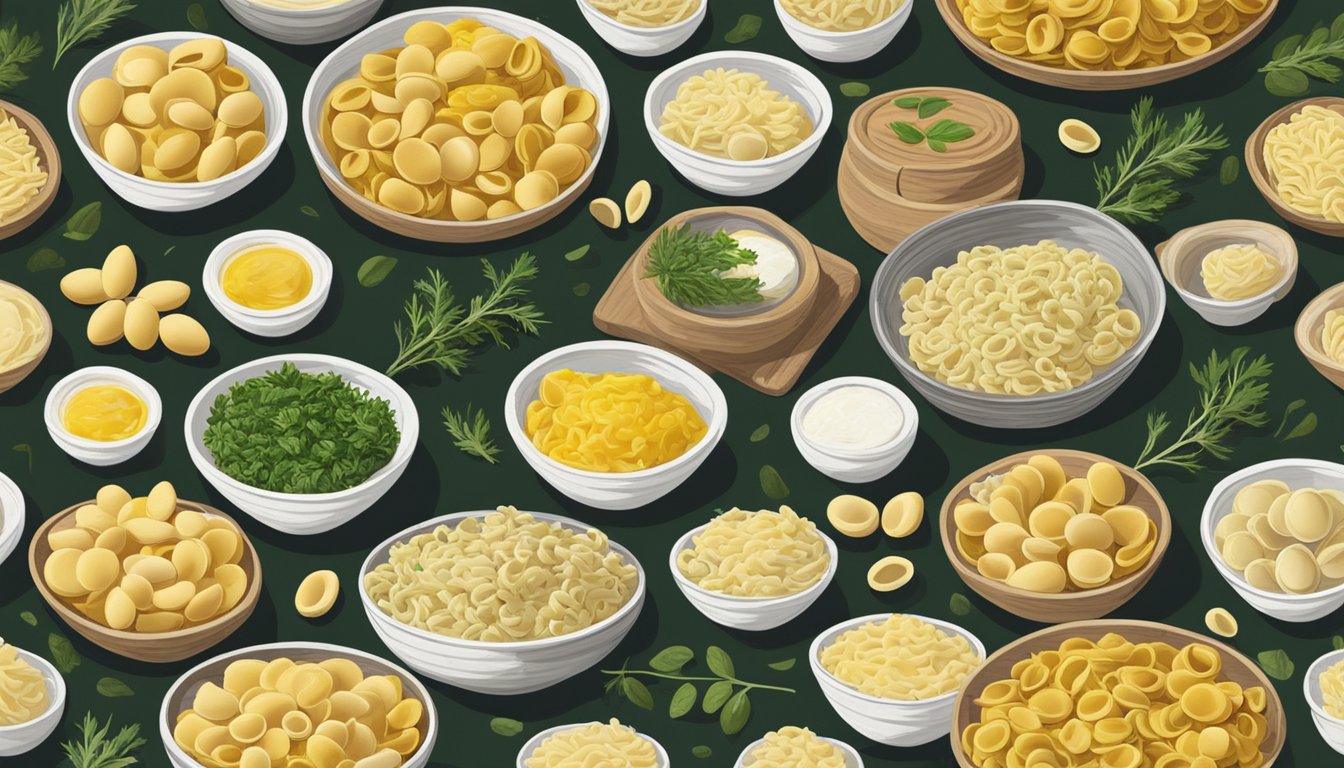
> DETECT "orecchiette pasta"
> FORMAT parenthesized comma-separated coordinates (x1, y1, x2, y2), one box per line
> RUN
(525, 719, 658, 767)
(820, 614, 982, 700)
(780, 0, 903, 31)
(658, 69, 814, 161)
(743, 726, 846, 767)
(1323, 309, 1344, 365)
(1214, 480, 1344, 596)
(1322, 659, 1344, 719)
(1265, 105, 1344, 224)
(898, 241, 1142, 395)
(0, 109, 47, 222)
(0, 642, 47, 726)
(1200, 243, 1281, 300)
(363, 507, 639, 642)
(677, 506, 830, 596)
(587, 0, 700, 27)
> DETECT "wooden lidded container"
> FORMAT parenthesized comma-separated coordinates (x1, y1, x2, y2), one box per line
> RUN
(840, 87, 1023, 252)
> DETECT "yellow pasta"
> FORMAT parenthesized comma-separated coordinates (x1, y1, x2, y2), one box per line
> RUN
(658, 68, 813, 161)
(0, 282, 48, 374)
(780, 0, 903, 31)
(525, 719, 657, 767)
(961, 633, 1271, 768)
(525, 369, 707, 472)
(820, 614, 981, 700)
(1200, 243, 1282, 300)
(744, 726, 845, 767)
(1322, 659, 1344, 719)
(899, 241, 1141, 395)
(1322, 308, 1344, 365)
(363, 507, 638, 642)
(0, 109, 47, 221)
(1264, 105, 1344, 224)
(0, 642, 48, 726)
(677, 506, 829, 596)
(587, 0, 700, 27)
(295, 570, 340, 618)
(1214, 480, 1344, 595)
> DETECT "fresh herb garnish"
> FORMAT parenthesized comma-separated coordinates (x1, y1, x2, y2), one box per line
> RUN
(20, 610, 36, 625)
(692, 746, 712, 758)
(759, 465, 789, 500)
(563, 244, 590, 262)
(27, 247, 64, 272)
(572, 282, 591, 297)
(357, 255, 397, 288)
(949, 593, 972, 616)
(0, 23, 42, 92)
(1134, 348, 1272, 473)
(96, 677, 133, 698)
(1094, 97, 1227, 223)
(386, 255, 545, 378)
(442, 404, 500, 464)
(642, 225, 762, 307)
(62, 712, 146, 768)
(839, 82, 870, 97)
(489, 717, 524, 737)
(203, 362, 400, 494)
(749, 424, 770, 442)
(186, 2, 207, 31)
(888, 96, 973, 151)
(49, 632, 79, 673)
(1256, 649, 1294, 680)
(1281, 412, 1318, 441)
(64, 201, 101, 240)
(300, 205, 319, 217)
(1259, 13, 1344, 97)
(767, 658, 795, 671)
(724, 14, 762, 44)
(1219, 155, 1240, 185)
(54, 0, 137, 68)
(1334, 635, 1344, 650)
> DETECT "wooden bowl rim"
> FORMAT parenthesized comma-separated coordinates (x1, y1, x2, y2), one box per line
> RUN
(949, 619, 1287, 768)
(845, 86, 1021, 171)
(1295, 281, 1344, 372)
(1245, 97, 1344, 235)
(0, 99, 61, 232)
(28, 498, 263, 642)
(938, 448, 1172, 604)
(0, 278, 52, 376)
(1154, 219, 1298, 304)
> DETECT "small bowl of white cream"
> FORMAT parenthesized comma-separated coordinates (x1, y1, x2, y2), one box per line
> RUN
(790, 376, 918, 483)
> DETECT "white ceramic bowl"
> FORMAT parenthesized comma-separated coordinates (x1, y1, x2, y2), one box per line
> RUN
(790, 376, 918, 483)
(220, 0, 385, 45)
(774, 0, 912, 62)
(736, 732, 863, 767)
(359, 510, 645, 694)
(670, 520, 837, 630)
(1306, 649, 1344, 754)
(809, 613, 986, 746)
(184, 354, 418, 535)
(0, 647, 65, 757)
(517, 722, 668, 767)
(66, 32, 286, 212)
(203, 230, 333, 338)
(1201, 458, 1344, 622)
(644, 51, 832, 196)
(504, 341, 727, 510)
(0, 471, 23, 568)
(44, 367, 161, 466)
(1156, 220, 1298, 328)
(575, 0, 705, 57)
(160, 642, 436, 768)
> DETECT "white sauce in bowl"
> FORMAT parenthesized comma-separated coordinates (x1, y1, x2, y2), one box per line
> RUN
(802, 385, 903, 450)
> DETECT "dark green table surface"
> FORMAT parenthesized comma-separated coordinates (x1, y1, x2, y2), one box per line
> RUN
(1, 0, 1342, 765)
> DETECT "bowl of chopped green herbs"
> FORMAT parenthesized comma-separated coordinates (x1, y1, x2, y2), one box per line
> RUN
(185, 354, 417, 535)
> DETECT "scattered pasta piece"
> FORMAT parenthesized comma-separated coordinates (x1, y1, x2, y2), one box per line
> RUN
(0, 109, 47, 222)
(525, 719, 657, 767)
(658, 69, 813, 160)
(589, 196, 621, 228)
(780, 0, 902, 31)
(677, 506, 829, 596)
(745, 726, 846, 767)
(1058, 118, 1100, 154)
(587, 0, 700, 27)
(1205, 606, 1238, 638)
(867, 556, 914, 592)
(827, 494, 879, 538)
(1214, 481, 1344, 595)
(0, 641, 48, 725)
(1323, 309, 1344, 366)
(1200, 243, 1281, 301)
(625, 179, 652, 224)
(881, 491, 923, 538)
(295, 569, 340, 618)
(1322, 659, 1344, 719)
(1264, 105, 1344, 224)
(820, 614, 981, 700)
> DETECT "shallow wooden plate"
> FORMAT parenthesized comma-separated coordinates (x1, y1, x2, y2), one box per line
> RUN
(0, 100, 60, 240)
(0, 279, 51, 394)
(1246, 97, 1344, 238)
(1295, 281, 1344, 390)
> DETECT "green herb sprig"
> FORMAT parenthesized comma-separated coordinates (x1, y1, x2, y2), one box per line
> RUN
(387, 255, 545, 378)
(1259, 13, 1344, 97)
(1094, 97, 1227, 223)
(1134, 347, 1272, 473)
(887, 94, 973, 152)
(61, 712, 146, 768)
(642, 225, 762, 307)
(442, 404, 500, 464)
(55, 0, 137, 68)
(0, 23, 42, 92)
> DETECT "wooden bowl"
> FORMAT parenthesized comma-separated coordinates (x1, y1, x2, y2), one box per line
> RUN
(1154, 219, 1298, 327)
(0, 280, 51, 394)
(938, 449, 1171, 623)
(950, 620, 1287, 768)
(1295, 281, 1344, 390)
(0, 100, 60, 240)
(29, 499, 262, 663)
(934, 0, 1277, 91)
(1246, 97, 1344, 238)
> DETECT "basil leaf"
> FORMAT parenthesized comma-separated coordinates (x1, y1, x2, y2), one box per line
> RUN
(839, 82, 870, 97)
(27, 247, 64, 272)
(1274, 398, 1305, 437)
(572, 282, 591, 297)
(949, 593, 972, 616)
(749, 424, 769, 442)
(300, 205, 319, 217)
(563, 244, 590, 262)
(702, 680, 733, 713)
(1219, 155, 1240, 185)
(48, 633, 79, 674)
(489, 717, 524, 737)
(706, 645, 735, 678)
(97, 677, 134, 698)
(357, 255, 398, 287)
(892, 95, 922, 109)
(1334, 635, 1344, 650)
(925, 118, 976, 143)
(692, 745, 712, 758)
(622, 677, 655, 710)
(1257, 649, 1294, 680)
(669, 683, 697, 718)
(1306, 27, 1330, 49)
(760, 465, 789, 500)
(720, 690, 751, 735)
(1283, 412, 1318, 441)
(767, 658, 795, 671)
(1265, 69, 1309, 97)
(918, 96, 952, 118)
(12, 444, 32, 472)
(649, 645, 694, 673)
(187, 2, 208, 30)
(725, 14, 762, 43)
(20, 610, 35, 626)
(927, 139, 947, 153)
(1272, 34, 1303, 59)
(888, 121, 924, 144)
(63, 202, 101, 241)
(1333, 12, 1344, 40)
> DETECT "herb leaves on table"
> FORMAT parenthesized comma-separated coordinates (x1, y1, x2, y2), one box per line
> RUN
(642, 225, 762, 307)
(61, 712, 145, 768)
(1259, 12, 1344, 97)
(0, 23, 42, 92)
(442, 404, 500, 464)
(54, 0, 137, 68)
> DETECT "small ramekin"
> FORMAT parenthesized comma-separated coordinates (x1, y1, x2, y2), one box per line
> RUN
(575, 0, 706, 57)
(1306, 649, 1344, 755)
(516, 722, 669, 767)
(44, 367, 161, 466)
(774, 0, 913, 63)
(790, 376, 918, 483)
(203, 230, 333, 338)
(0, 471, 22, 568)
(736, 732, 863, 767)
(0, 647, 65, 756)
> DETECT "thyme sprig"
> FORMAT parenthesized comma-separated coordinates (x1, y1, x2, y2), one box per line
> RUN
(442, 404, 500, 464)
(61, 712, 146, 768)
(0, 23, 42, 92)
(642, 225, 762, 307)
(55, 0, 137, 68)
(1259, 13, 1344, 97)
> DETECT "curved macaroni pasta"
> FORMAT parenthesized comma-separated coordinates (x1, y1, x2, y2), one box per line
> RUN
(1200, 243, 1281, 300)
(1323, 309, 1344, 366)
(658, 69, 814, 161)
(779, 0, 902, 31)
(363, 507, 639, 642)
(525, 719, 658, 767)
(0, 283, 48, 374)
(744, 726, 845, 767)
(1323, 659, 1344, 719)
(898, 241, 1141, 395)
(525, 369, 707, 472)
(820, 614, 982, 700)
(0, 642, 47, 726)
(0, 109, 46, 222)
(677, 506, 830, 596)
(1264, 105, 1344, 224)
(587, 0, 700, 27)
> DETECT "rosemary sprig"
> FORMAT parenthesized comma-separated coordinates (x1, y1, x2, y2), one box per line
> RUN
(54, 0, 137, 68)
(61, 712, 146, 768)
(442, 403, 500, 464)
(1094, 97, 1227, 224)
(642, 225, 761, 307)
(1259, 13, 1344, 97)
(386, 255, 545, 378)
(1134, 347, 1272, 473)
(0, 23, 42, 92)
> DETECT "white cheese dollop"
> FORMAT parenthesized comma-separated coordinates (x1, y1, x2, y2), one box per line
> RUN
(802, 385, 904, 450)
(718, 229, 799, 300)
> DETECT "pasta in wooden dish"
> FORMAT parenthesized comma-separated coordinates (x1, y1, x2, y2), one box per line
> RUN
(1263, 105, 1344, 224)
(898, 240, 1142, 395)
(819, 614, 982, 700)
(1323, 309, 1344, 366)
(0, 642, 48, 726)
(658, 68, 814, 161)
(0, 109, 47, 222)
(363, 506, 639, 642)
(677, 506, 830, 597)
(1214, 480, 1344, 595)
(1199, 243, 1281, 301)
(587, 0, 700, 27)
(525, 719, 658, 767)
(780, 0, 903, 31)
(744, 726, 846, 767)
(0, 282, 48, 376)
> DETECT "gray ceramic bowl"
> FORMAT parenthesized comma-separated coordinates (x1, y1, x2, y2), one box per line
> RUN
(870, 200, 1164, 429)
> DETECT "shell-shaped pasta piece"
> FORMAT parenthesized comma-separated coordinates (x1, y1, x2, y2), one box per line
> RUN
(46, 548, 89, 597)
(172, 539, 212, 583)
(295, 570, 341, 618)
(435, 50, 486, 86)
(198, 137, 238, 182)
(1006, 560, 1067, 593)
(532, 143, 586, 186)
(1285, 489, 1334, 543)
(1234, 480, 1288, 517)
(881, 491, 924, 538)
(149, 67, 217, 115)
(420, 122, 464, 147)
(954, 500, 995, 537)
(155, 129, 202, 172)
(1064, 512, 1114, 550)
(1020, 536, 1061, 562)
(1266, 493, 1292, 537)
(392, 138, 441, 185)
(976, 551, 1016, 581)
(101, 123, 140, 174)
(1066, 547, 1114, 588)
(378, 177, 425, 215)
(169, 38, 226, 71)
(984, 522, 1029, 562)
(49, 527, 94, 551)
(1247, 512, 1293, 552)
(329, 79, 372, 113)
(153, 580, 196, 612)
(395, 44, 435, 78)
(1103, 505, 1150, 548)
(449, 188, 487, 221)
(1204, 607, 1238, 638)
(219, 91, 264, 129)
(332, 112, 373, 151)
(487, 199, 522, 219)
(1220, 530, 1263, 571)
(195, 681, 241, 721)
(474, 170, 513, 197)
(1005, 464, 1045, 509)
(1058, 118, 1101, 154)
(477, 133, 512, 172)
(74, 547, 121, 593)
(727, 131, 769, 162)
(473, 33, 517, 69)
(1054, 478, 1092, 514)
(1086, 462, 1125, 507)
(1028, 501, 1074, 540)
(360, 53, 397, 82)
(514, 169, 559, 211)
(438, 135, 480, 182)
(395, 73, 443, 105)
(236, 131, 267, 167)
(80, 78, 125, 127)
(1275, 543, 1321, 594)
(867, 556, 914, 592)
(827, 495, 879, 537)
(136, 611, 184, 632)
(588, 197, 621, 229)
(97, 485, 132, 516)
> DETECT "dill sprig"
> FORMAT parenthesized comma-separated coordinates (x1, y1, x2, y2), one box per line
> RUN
(642, 225, 762, 307)
(54, 0, 137, 68)
(1135, 347, 1273, 473)
(386, 255, 545, 378)
(442, 403, 500, 464)
(0, 23, 42, 92)
(1259, 13, 1344, 96)
(61, 712, 146, 768)
(1094, 97, 1228, 224)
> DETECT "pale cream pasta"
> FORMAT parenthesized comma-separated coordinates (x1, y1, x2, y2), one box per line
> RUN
(363, 507, 639, 642)
(1323, 309, 1344, 365)
(1322, 659, 1344, 719)
(819, 614, 981, 700)
(898, 241, 1141, 395)
(744, 726, 845, 767)
(0, 109, 46, 222)
(676, 506, 830, 597)
(1200, 243, 1281, 300)
(0, 642, 48, 726)
(780, 0, 902, 31)
(1264, 105, 1344, 224)
(525, 719, 658, 767)
(658, 68, 814, 161)
(0, 282, 48, 374)
(588, 0, 700, 27)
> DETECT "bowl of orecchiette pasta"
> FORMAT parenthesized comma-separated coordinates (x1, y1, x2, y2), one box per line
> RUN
(774, 0, 912, 63)
(576, 0, 706, 57)
(870, 200, 1164, 429)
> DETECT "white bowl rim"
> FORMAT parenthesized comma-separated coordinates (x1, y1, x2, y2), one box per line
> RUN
(1200, 457, 1344, 604)
(774, 0, 912, 39)
(517, 721, 669, 764)
(359, 508, 646, 650)
(1305, 648, 1344, 723)
(203, 229, 333, 319)
(870, 199, 1166, 405)
(669, 516, 838, 603)
(503, 340, 728, 481)
(808, 612, 987, 707)
(735, 731, 862, 766)
(0, 470, 24, 546)
(790, 375, 917, 459)
(1163, 222, 1297, 311)
(576, 0, 707, 34)
(66, 31, 288, 190)
(643, 50, 833, 168)
(44, 366, 162, 451)
(0, 646, 64, 734)
(300, 6, 610, 231)
(184, 353, 418, 501)
(229, 0, 380, 15)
